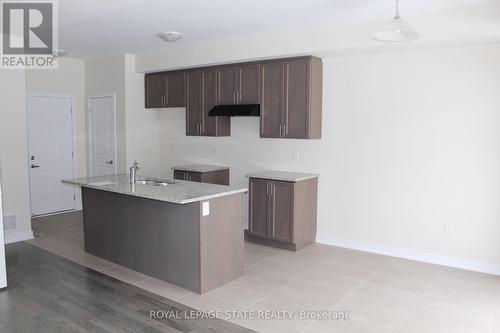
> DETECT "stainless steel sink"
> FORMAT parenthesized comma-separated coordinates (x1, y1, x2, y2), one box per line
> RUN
(135, 179, 176, 186)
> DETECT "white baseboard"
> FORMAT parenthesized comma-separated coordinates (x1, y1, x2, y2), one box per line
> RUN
(5, 230, 34, 244)
(316, 236, 500, 276)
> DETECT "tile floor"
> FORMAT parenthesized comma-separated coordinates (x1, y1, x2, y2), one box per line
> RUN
(29, 211, 500, 333)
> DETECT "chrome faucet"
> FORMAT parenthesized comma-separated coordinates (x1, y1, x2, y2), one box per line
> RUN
(129, 160, 140, 183)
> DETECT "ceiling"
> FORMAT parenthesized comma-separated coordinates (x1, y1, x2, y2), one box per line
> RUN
(59, 0, 496, 58)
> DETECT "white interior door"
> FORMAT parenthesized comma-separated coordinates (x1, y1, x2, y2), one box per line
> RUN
(27, 96, 75, 216)
(89, 95, 116, 177)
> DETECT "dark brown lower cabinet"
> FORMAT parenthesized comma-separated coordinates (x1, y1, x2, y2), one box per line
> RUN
(248, 177, 318, 251)
(174, 169, 229, 185)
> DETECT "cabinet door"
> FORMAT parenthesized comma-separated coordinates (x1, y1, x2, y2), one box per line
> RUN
(201, 68, 218, 136)
(145, 73, 165, 108)
(284, 59, 309, 138)
(187, 172, 202, 182)
(217, 67, 237, 105)
(249, 179, 270, 238)
(260, 62, 283, 138)
(186, 70, 202, 136)
(166, 71, 186, 107)
(237, 64, 260, 104)
(270, 181, 294, 243)
(174, 170, 187, 181)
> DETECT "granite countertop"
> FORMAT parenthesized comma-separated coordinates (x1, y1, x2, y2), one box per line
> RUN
(62, 174, 246, 205)
(246, 170, 319, 182)
(172, 164, 230, 173)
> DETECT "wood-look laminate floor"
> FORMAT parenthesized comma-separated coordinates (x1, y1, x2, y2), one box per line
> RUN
(0, 242, 254, 333)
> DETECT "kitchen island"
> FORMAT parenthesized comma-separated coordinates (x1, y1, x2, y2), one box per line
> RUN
(63, 174, 247, 294)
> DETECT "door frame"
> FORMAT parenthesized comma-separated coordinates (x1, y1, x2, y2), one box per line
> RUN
(26, 93, 77, 216)
(87, 93, 118, 177)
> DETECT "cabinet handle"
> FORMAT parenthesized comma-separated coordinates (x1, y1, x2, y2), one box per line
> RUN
(279, 124, 282, 137)
(266, 182, 269, 195)
(236, 91, 240, 104)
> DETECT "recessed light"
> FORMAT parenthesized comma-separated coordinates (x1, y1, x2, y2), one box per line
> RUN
(158, 31, 183, 43)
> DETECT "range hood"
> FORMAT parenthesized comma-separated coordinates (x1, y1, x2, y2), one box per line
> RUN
(208, 104, 260, 117)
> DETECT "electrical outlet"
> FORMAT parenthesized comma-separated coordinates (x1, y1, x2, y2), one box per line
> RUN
(292, 150, 299, 161)
(212, 147, 217, 155)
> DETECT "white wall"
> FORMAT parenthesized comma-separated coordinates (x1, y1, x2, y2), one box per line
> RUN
(124, 54, 161, 176)
(0, 70, 33, 243)
(133, 43, 500, 274)
(25, 58, 87, 209)
(85, 56, 127, 173)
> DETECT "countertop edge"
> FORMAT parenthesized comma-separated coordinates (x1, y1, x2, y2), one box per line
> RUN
(171, 166, 230, 172)
(245, 174, 319, 182)
(62, 180, 247, 204)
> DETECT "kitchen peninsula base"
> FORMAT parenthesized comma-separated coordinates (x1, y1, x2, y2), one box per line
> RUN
(81, 187, 244, 294)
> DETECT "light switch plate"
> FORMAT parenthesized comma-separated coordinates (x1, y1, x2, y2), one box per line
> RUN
(202, 201, 210, 216)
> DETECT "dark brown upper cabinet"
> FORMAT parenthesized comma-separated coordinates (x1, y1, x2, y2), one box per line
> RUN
(217, 64, 260, 105)
(146, 56, 321, 139)
(145, 71, 186, 108)
(186, 69, 230, 137)
(186, 70, 202, 136)
(166, 71, 186, 107)
(260, 61, 283, 138)
(145, 72, 165, 108)
(260, 57, 322, 139)
(217, 66, 238, 104)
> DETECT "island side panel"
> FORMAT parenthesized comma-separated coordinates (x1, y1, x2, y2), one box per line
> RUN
(199, 193, 244, 293)
(81, 187, 202, 292)
(293, 177, 318, 251)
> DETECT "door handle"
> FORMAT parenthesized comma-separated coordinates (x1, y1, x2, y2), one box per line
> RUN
(105, 160, 114, 165)
(31, 164, 40, 169)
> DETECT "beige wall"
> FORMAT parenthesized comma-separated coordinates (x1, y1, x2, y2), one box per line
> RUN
(0, 70, 33, 243)
(25, 58, 86, 209)
(131, 43, 500, 274)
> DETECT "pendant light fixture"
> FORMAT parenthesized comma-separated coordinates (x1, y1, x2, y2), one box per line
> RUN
(373, 0, 419, 42)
